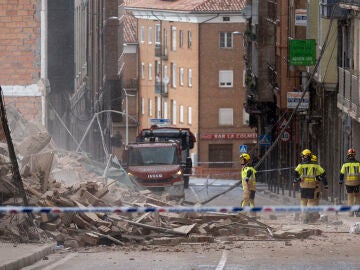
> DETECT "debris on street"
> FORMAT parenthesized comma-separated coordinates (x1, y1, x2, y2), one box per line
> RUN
(0, 106, 330, 249)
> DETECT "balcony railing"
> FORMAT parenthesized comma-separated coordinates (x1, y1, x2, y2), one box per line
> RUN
(320, 0, 349, 18)
(337, 67, 360, 121)
(339, 0, 360, 7)
(123, 78, 138, 90)
(155, 82, 168, 97)
(155, 44, 168, 60)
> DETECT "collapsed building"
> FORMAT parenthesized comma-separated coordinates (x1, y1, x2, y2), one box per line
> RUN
(0, 104, 320, 249)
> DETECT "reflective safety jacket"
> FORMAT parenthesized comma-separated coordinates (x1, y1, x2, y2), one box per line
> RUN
(340, 160, 360, 186)
(310, 161, 328, 187)
(294, 162, 324, 188)
(241, 165, 257, 191)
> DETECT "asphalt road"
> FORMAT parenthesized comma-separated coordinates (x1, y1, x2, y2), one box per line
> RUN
(23, 179, 360, 270)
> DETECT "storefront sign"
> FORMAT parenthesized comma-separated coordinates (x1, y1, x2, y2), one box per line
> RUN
(289, 39, 316, 66)
(295, 9, 307, 26)
(200, 133, 257, 140)
(287, 92, 309, 109)
(150, 118, 170, 127)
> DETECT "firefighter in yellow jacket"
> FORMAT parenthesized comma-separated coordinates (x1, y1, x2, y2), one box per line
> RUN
(311, 154, 328, 205)
(339, 148, 360, 214)
(240, 153, 257, 207)
(293, 149, 327, 206)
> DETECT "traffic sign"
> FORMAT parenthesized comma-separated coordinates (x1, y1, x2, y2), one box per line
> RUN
(281, 130, 291, 142)
(239, 144, 248, 153)
(278, 118, 288, 130)
(259, 134, 271, 146)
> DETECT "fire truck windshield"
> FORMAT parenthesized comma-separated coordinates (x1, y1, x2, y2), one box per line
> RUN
(128, 146, 179, 166)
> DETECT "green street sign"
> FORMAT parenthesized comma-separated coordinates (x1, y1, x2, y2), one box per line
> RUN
(289, 39, 316, 66)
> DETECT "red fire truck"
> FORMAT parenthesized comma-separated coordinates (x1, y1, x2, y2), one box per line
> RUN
(122, 126, 196, 199)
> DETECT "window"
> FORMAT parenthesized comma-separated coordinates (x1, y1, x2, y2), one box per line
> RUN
(179, 30, 184, 48)
(141, 62, 145, 79)
(188, 106, 192, 125)
(163, 65, 169, 94)
(141, 98, 145, 115)
(243, 108, 249, 125)
(219, 108, 234, 126)
(171, 100, 177, 125)
(171, 63, 177, 88)
(148, 27, 153, 44)
(155, 60, 161, 75)
(171, 26, 176, 51)
(219, 70, 233, 87)
(219, 32, 233, 48)
(179, 105, 184, 123)
(148, 63, 152, 80)
(155, 24, 161, 45)
(163, 28, 168, 50)
(188, 69, 192, 87)
(156, 96, 161, 118)
(163, 101, 168, 119)
(188, 31, 192, 48)
(179, 67, 184, 86)
(140, 26, 145, 43)
(243, 69, 246, 87)
(148, 99, 153, 116)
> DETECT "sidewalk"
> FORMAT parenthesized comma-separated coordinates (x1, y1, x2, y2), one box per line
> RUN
(0, 242, 55, 270)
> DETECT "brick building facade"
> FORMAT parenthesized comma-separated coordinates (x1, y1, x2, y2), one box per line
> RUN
(126, 0, 254, 169)
(0, 0, 43, 122)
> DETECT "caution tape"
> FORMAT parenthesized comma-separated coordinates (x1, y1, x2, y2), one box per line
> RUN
(0, 205, 359, 214)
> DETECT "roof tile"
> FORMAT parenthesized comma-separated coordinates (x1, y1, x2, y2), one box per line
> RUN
(123, 13, 137, 43)
(125, 0, 246, 12)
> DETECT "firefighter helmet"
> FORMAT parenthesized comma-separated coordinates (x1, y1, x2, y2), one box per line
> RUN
(240, 153, 251, 162)
(347, 148, 356, 157)
(311, 154, 317, 162)
(301, 149, 312, 157)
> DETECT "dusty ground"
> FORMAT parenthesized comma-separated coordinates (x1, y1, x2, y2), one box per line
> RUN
(55, 211, 360, 259)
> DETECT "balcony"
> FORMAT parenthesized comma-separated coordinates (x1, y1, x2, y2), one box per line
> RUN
(320, 0, 349, 18)
(337, 67, 360, 121)
(339, 0, 360, 10)
(124, 78, 138, 90)
(155, 44, 168, 60)
(155, 82, 168, 97)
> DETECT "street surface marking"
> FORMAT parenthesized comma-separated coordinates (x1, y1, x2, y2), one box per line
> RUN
(215, 250, 228, 270)
(190, 186, 201, 202)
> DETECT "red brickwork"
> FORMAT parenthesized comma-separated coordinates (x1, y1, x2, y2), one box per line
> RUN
(0, 0, 42, 121)
(0, 0, 41, 85)
(4, 96, 42, 121)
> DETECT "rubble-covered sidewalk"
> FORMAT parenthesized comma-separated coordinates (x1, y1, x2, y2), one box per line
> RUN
(0, 105, 279, 250)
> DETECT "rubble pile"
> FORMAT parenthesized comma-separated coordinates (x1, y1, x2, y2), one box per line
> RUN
(0, 106, 275, 248)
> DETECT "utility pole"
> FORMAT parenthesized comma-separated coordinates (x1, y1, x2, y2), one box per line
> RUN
(0, 87, 32, 219)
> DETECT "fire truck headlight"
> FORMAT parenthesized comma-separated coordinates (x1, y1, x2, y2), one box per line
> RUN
(171, 170, 182, 178)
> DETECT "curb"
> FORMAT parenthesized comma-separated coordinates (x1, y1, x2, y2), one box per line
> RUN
(0, 243, 55, 270)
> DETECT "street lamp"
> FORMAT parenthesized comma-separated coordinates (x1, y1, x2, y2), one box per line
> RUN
(122, 88, 135, 145)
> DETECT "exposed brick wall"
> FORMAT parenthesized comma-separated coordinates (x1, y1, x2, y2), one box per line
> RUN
(4, 96, 42, 122)
(0, 0, 42, 122)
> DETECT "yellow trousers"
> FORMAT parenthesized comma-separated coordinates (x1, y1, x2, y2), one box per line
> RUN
(314, 183, 321, 206)
(242, 183, 255, 207)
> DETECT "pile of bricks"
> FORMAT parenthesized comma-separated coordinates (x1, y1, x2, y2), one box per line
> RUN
(0, 107, 274, 248)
